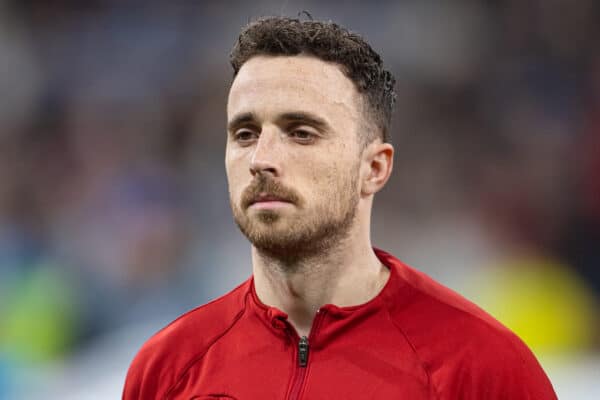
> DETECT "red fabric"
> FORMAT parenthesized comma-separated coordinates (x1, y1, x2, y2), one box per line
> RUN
(123, 248, 557, 399)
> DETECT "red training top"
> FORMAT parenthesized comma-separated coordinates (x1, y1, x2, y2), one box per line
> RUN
(123, 248, 558, 399)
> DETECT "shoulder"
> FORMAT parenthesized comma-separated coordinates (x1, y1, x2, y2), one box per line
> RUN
(377, 249, 557, 399)
(376, 248, 511, 338)
(122, 279, 251, 400)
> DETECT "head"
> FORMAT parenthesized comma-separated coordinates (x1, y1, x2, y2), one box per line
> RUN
(226, 17, 395, 261)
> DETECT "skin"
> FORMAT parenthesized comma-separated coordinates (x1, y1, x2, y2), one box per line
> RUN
(226, 55, 394, 336)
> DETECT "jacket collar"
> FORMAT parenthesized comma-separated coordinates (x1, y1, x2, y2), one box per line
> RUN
(247, 247, 406, 341)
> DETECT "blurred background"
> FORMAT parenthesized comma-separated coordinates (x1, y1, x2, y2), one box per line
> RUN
(0, 0, 599, 398)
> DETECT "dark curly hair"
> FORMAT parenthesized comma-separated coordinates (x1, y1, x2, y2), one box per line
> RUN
(230, 16, 396, 144)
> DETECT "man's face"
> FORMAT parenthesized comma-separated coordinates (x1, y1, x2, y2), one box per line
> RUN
(226, 55, 365, 260)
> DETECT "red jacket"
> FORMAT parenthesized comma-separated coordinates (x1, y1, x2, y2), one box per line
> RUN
(123, 248, 557, 399)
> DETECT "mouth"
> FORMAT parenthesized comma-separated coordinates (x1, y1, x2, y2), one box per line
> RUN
(248, 193, 293, 209)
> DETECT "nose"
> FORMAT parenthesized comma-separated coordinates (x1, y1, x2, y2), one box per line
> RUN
(249, 127, 282, 177)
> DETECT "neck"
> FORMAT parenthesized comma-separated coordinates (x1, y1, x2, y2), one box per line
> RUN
(252, 225, 389, 337)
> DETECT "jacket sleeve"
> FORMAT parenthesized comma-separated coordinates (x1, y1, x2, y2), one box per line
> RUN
(122, 342, 174, 400)
(438, 335, 558, 399)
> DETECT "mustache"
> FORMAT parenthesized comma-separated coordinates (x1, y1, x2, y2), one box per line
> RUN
(241, 175, 302, 209)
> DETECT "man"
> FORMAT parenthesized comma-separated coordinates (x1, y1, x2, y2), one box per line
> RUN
(123, 17, 557, 399)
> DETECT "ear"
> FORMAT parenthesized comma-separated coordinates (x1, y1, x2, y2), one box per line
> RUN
(361, 140, 394, 196)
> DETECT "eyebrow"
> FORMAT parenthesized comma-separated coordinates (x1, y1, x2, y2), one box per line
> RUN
(227, 112, 257, 133)
(277, 112, 331, 132)
(227, 111, 332, 133)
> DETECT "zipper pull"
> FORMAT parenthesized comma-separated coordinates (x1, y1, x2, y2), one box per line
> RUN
(298, 336, 309, 367)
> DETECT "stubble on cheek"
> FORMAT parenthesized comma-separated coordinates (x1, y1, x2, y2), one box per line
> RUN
(228, 145, 361, 262)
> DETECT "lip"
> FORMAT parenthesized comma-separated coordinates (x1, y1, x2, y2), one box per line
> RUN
(250, 200, 292, 210)
(254, 195, 287, 202)
(249, 194, 293, 209)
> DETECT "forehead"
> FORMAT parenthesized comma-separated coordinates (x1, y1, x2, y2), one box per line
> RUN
(227, 55, 361, 122)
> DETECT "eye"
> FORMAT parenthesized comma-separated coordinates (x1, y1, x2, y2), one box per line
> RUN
(289, 129, 316, 143)
(234, 129, 258, 145)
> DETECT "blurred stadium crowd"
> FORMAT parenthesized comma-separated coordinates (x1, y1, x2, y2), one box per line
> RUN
(0, 1, 599, 398)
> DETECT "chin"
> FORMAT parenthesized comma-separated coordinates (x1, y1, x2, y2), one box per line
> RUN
(253, 209, 283, 224)
(244, 218, 303, 246)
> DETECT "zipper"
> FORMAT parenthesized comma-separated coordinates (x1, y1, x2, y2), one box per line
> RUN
(287, 310, 325, 400)
(298, 336, 309, 367)
(288, 336, 309, 400)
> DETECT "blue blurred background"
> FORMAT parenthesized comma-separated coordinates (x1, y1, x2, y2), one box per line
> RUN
(0, 0, 599, 398)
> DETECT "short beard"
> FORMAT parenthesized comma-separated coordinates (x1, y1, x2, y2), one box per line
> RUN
(230, 168, 359, 266)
